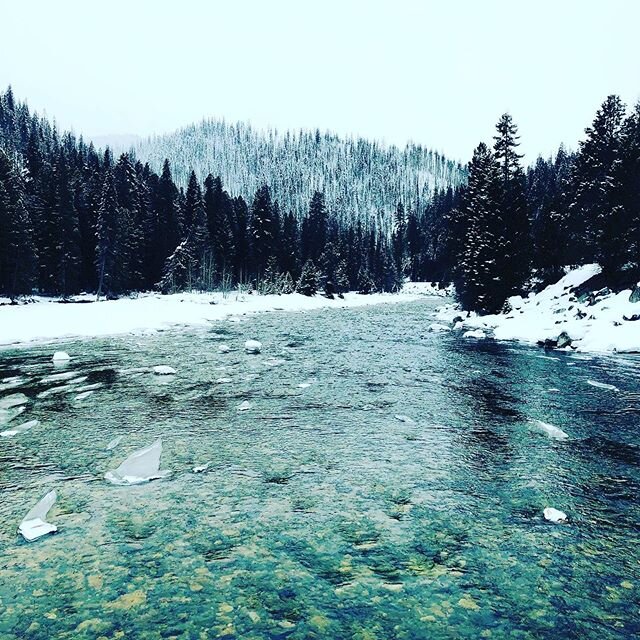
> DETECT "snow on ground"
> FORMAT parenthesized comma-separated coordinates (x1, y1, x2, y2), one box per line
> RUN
(435, 264, 640, 354)
(0, 287, 432, 347)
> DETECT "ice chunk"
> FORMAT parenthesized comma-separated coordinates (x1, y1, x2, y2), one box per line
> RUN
(19, 490, 57, 541)
(0, 405, 26, 425)
(463, 329, 486, 339)
(531, 419, 569, 440)
(37, 384, 74, 399)
(216, 377, 232, 383)
(1, 419, 39, 437)
(237, 400, 251, 411)
(543, 507, 567, 524)
(263, 358, 286, 367)
(105, 439, 168, 485)
(106, 435, 123, 450)
(244, 340, 262, 354)
(395, 414, 415, 424)
(547, 388, 560, 393)
(75, 383, 103, 392)
(218, 344, 231, 353)
(74, 391, 94, 401)
(52, 352, 71, 362)
(41, 371, 80, 383)
(428, 323, 451, 333)
(193, 462, 211, 473)
(153, 365, 176, 375)
(586, 380, 619, 392)
(0, 393, 29, 409)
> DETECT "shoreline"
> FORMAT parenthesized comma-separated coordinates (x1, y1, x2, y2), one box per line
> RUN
(0, 283, 445, 348)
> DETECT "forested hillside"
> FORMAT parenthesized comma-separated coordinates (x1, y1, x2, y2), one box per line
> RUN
(123, 120, 466, 231)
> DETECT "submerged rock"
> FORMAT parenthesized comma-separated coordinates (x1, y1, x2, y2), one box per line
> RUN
(543, 507, 567, 524)
(531, 419, 569, 440)
(153, 365, 176, 375)
(104, 439, 168, 485)
(52, 351, 71, 362)
(244, 340, 262, 354)
(19, 490, 57, 541)
(106, 435, 123, 450)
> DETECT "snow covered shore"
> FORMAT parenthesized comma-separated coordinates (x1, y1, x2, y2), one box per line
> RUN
(0, 286, 444, 347)
(436, 265, 640, 354)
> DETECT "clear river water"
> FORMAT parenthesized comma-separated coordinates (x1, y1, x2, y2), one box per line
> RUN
(0, 298, 639, 639)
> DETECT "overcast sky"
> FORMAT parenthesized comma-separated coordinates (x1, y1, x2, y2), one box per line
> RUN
(1, 0, 639, 163)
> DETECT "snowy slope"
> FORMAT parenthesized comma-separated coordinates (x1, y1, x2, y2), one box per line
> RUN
(436, 265, 640, 353)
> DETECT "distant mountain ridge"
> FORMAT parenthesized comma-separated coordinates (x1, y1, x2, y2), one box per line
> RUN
(116, 119, 466, 228)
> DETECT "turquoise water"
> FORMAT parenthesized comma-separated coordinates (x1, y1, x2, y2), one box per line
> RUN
(0, 299, 639, 639)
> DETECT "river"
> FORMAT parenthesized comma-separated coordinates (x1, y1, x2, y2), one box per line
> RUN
(0, 298, 638, 639)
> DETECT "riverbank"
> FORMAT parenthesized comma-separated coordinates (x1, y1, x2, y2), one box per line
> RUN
(0, 283, 446, 346)
(435, 264, 640, 353)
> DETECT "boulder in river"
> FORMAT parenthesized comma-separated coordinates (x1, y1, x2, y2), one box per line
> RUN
(244, 340, 262, 354)
(543, 507, 567, 524)
(556, 331, 572, 349)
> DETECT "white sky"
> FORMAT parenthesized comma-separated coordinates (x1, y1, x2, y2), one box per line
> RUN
(1, 0, 639, 163)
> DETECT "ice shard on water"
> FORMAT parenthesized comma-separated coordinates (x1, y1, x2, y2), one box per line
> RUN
(104, 438, 168, 485)
(19, 490, 58, 541)
(531, 419, 569, 440)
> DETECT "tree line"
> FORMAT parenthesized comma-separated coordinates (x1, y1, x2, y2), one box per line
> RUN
(1, 87, 638, 311)
(448, 95, 640, 313)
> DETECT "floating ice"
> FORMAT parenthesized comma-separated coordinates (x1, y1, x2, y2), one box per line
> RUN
(536, 355, 560, 361)
(395, 414, 415, 424)
(106, 435, 123, 450)
(193, 462, 211, 473)
(52, 351, 71, 362)
(586, 380, 619, 392)
(244, 340, 262, 354)
(0, 405, 26, 425)
(237, 400, 251, 411)
(37, 384, 74, 399)
(547, 388, 560, 393)
(543, 507, 567, 524)
(105, 439, 168, 485)
(531, 419, 569, 440)
(1, 419, 39, 438)
(428, 323, 451, 333)
(19, 490, 57, 541)
(463, 329, 486, 339)
(0, 376, 25, 390)
(153, 365, 176, 375)
(75, 383, 103, 392)
(74, 391, 94, 401)
(216, 377, 232, 383)
(218, 344, 231, 353)
(41, 371, 80, 383)
(0, 393, 29, 409)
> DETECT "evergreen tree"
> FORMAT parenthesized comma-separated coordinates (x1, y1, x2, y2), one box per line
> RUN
(95, 170, 119, 298)
(296, 259, 319, 296)
(301, 191, 327, 263)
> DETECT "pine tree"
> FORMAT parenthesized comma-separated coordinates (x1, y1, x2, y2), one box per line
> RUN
(455, 142, 503, 312)
(249, 184, 278, 279)
(570, 95, 626, 273)
(95, 170, 119, 298)
(493, 113, 530, 296)
(296, 259, 319, 296)
(301, 191, 327, 263)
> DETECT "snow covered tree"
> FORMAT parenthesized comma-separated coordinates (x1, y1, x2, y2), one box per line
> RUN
(95, 170, 119, 298)
(249, 184, 278, 279)
(301, 191, 327, 263)
(296, 259, 319, 296)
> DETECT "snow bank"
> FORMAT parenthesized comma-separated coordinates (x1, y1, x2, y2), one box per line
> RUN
(0, 287, 433, 347)
(438, 265, 640, 354)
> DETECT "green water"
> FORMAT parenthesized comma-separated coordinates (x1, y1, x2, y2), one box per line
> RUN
(0, 300, 639, 639)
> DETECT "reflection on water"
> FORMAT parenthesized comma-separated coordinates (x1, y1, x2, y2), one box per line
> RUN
(0, 300, 639, 639)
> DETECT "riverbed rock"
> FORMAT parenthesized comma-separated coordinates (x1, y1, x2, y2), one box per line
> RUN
(244, 340, 262, 354)
(556, 331, 572, 348)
